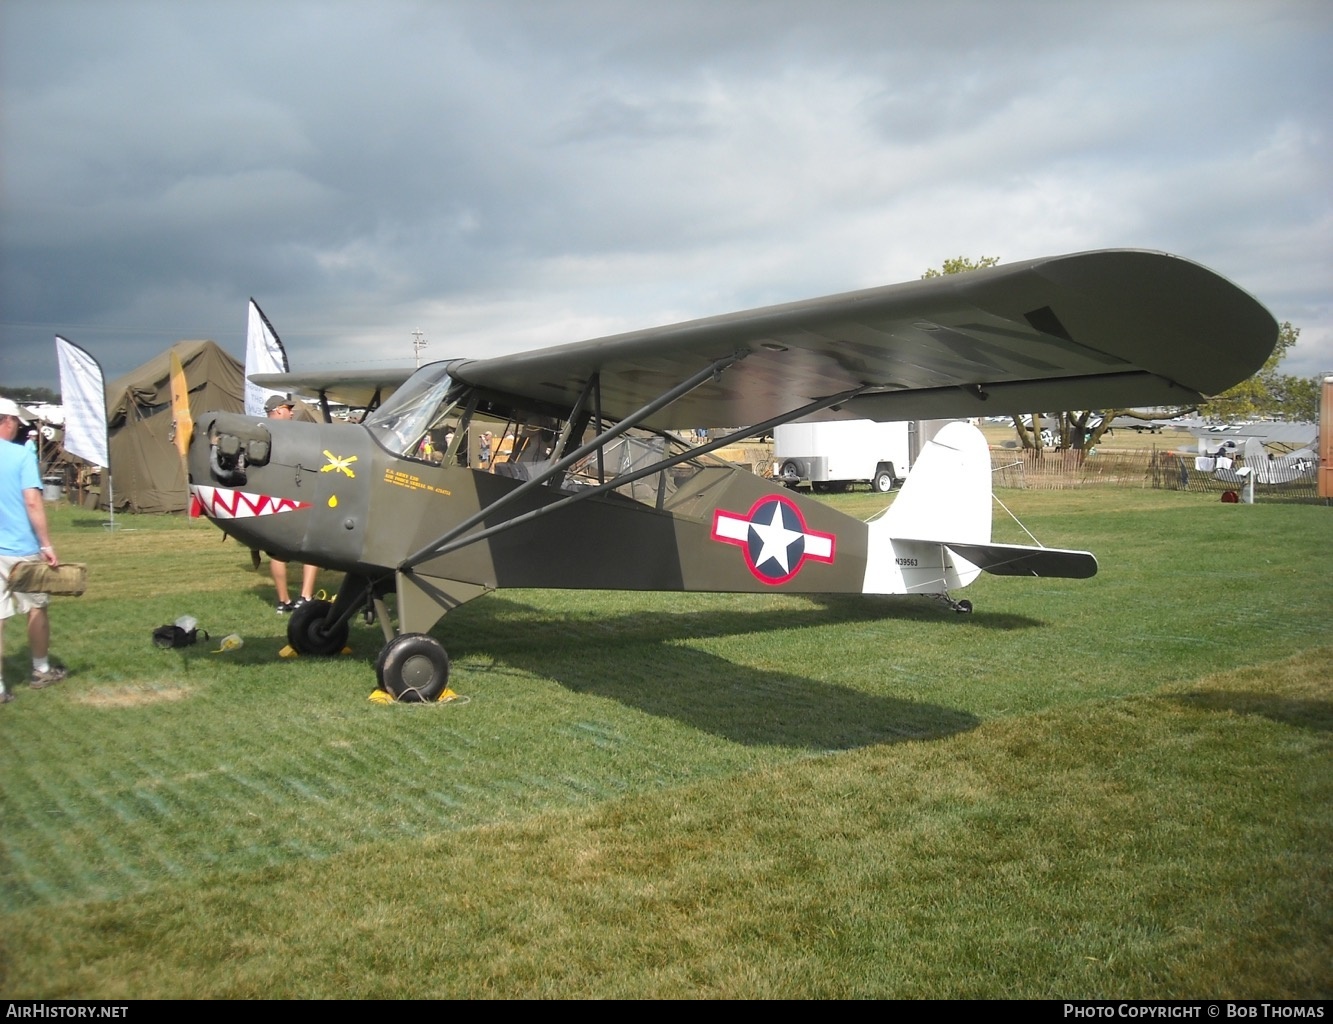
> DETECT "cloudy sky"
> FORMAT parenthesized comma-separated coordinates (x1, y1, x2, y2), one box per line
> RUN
(2, 0, 1330, 394)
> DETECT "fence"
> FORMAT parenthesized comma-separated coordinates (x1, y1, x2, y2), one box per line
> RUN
(989, 446, 1321, 502)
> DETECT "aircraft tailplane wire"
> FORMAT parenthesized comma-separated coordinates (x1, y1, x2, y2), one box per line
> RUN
(989, 492, 1044, 548)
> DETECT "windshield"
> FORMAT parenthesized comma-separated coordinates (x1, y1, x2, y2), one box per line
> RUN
(364, 364, 466, 458)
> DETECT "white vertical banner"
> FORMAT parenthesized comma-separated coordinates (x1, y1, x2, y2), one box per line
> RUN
(244, 298, 290, 416)
(54, 336, 109, 468)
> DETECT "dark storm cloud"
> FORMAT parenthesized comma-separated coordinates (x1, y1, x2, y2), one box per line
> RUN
(2, 0, 1329, 390)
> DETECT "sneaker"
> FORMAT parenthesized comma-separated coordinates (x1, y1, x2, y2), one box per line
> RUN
(276, 600, 296, 614)
(30, 666, 67, 689)
(0, 691, 15, 704)
(293, 596, 311, 609)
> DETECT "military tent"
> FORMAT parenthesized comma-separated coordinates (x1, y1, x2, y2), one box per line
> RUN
(106, 340, 245, 513)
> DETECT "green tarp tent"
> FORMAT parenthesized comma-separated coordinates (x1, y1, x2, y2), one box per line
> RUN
(105, 340, 245, 513)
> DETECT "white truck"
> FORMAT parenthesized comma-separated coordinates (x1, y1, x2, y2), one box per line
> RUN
(773, 419, 912, 493)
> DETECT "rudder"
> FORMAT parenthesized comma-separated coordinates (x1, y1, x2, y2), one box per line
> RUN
(880, 421, 991, 544)
(862, 422, 992, 596)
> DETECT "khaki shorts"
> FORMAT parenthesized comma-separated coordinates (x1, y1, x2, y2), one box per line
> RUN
(0, 554, 51, 619)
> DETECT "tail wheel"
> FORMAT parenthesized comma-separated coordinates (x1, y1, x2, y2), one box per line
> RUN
(955, 599, 973, 614)
(287, 599, 349, 656)
(377, 633, 450, 703)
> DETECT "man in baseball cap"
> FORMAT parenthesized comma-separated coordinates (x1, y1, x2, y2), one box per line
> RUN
(0, 397, 36, 422)
(264, 394, 295, 414)
(0, 396, 65, 702)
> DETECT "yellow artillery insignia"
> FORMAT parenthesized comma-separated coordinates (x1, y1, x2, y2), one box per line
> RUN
(322, 451, 358, 477)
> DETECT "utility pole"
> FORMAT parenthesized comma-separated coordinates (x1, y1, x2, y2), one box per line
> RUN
(412, 329, 428, 368)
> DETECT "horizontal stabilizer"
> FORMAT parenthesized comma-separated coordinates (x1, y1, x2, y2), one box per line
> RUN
(933, 542, 1098, 579)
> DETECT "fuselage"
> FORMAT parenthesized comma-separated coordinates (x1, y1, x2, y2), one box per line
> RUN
(187, 410, 879, 598)
(187, 363, 1018, 641)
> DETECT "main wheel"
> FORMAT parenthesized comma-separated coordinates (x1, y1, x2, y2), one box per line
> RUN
(287, 599, 350, 656)
(378, 633, 450, 703)
(872, 466, 895, 493)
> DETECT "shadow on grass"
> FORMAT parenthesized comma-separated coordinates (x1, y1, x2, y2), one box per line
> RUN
(192, 589, 1025, 746)
(69, 516, 131, 529)
(804, 593, 1043, 632)
(447, 595, 988, 749)
(1170, 691, 1333, 733)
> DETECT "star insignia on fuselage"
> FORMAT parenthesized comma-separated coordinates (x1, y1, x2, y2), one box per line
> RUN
(711, 494, 836, 584)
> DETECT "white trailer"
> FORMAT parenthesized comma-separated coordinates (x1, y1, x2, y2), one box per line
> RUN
(773, 419, 912, 493)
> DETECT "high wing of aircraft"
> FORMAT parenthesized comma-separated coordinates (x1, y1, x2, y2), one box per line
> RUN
(249, 367, 416, 418)
(185, 249, 1278, 701)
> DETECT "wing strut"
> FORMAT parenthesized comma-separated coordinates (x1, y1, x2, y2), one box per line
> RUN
(553, 371, 596, 462)
(402, 382, 871, 568)
(593, 372, 604, 483)
(401, 353, 743, 570)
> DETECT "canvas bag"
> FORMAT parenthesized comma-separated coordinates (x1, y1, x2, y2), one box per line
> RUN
(6, 561, 88, 596)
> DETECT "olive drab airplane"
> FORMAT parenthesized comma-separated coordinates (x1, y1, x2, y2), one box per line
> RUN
(182, 250, 1277, 701)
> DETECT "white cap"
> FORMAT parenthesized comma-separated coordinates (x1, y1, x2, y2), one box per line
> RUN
(0, 398, 36, 422)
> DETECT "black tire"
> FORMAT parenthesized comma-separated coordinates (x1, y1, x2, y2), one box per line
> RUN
(872, 465, 895, 493)
(955, 599, 973, 615)
(778, 460, 801, 488)
(286, 599, 350, 656)
(378, 633, 450, 703)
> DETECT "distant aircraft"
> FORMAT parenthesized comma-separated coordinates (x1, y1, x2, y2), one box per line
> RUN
(183, 249, 1277, 700)
(1214, 436, 1318, 487)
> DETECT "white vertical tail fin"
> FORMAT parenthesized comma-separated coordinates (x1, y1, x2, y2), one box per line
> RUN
(863, 422, 992, 595)
(861, 422, 1097, 596)
(881, 421, 992, 544)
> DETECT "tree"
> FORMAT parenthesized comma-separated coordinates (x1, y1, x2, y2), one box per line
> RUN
(921, 255, 1001, 279)
(0, 386, 61, 405)
(1277, 375, 1320, 425)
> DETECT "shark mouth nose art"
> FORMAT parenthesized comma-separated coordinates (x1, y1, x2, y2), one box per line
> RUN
(190, 485, 312, 520)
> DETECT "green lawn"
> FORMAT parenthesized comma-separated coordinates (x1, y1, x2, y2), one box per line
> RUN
(1, 492, 1328, 997)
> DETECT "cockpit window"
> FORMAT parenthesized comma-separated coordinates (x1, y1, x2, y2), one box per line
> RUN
(363, 364, 465, 458)
(364, 363, 740, 513)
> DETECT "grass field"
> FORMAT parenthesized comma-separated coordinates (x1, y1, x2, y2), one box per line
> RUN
(1, 491, 1329, 998)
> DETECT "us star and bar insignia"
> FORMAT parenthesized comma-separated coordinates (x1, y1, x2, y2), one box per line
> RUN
(711, 494, 836, 584)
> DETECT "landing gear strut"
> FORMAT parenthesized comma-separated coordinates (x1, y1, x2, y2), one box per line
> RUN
(284, 574, 453, 702)
(934, 593, 973, 614)
(287, 599, 350, 655)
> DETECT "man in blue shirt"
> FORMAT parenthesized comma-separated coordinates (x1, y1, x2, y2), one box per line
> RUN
(0, 398, 65, 703)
